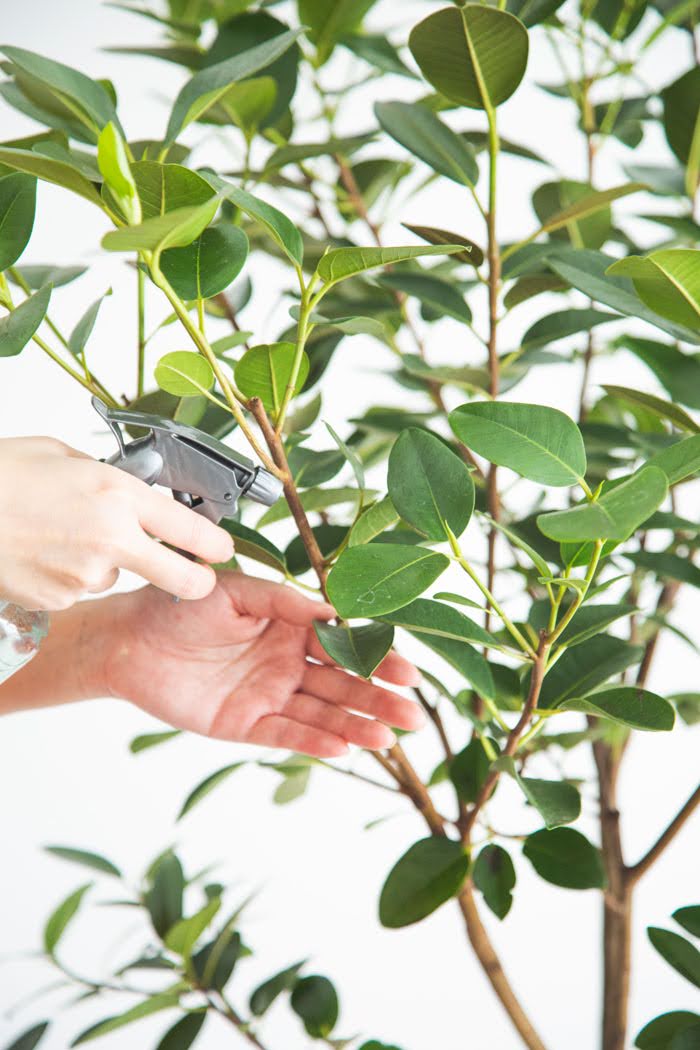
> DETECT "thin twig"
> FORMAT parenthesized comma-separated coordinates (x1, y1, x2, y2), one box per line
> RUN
(627, 783, 700, 885)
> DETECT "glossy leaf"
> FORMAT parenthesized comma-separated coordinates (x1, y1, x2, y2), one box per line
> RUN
(377, 271, 473, 324)
(662, 66, 700, 167)
(450, 738, 493, 803)
(450, 401, 586, 486)
(130, 729, 181, 754)
(379, 598, 497, 648)
(522, 828, 606, 889)
(300, 0, 378, 64)
(327, 545, 449, 619)
(0, 147, 103, 206)
(220, 521, 286, 573)
(497, 757, 581, 828)
(44, 883, 91, 955)
(532, 179, 613, 250)
(155, 351, 215, 398)
(388, 428, 474, 541)
(45, 846, 121, 878)
(538, 636, 644, 709)
(561, 687, 675, 731)
(161, 225, 248, 301)
(234, 342, 308, 416)
(648, 927, 700, 988)
(379, 837, 469, 928)
(537, 467, 668, 541)
(132, 161, 214, 219)
(316, 245, 466, 285)
(178, 763, 243, 820)
(250, 961, 306, 1017)
(522, 308, 617, 350)
(102, 195, 220, 253)
(408, 5, 529, 110)
(403, 223, 483, 267)
(607, 250, 700, 332)
(618, 335, 700, 410)
(165, 899, 221, 957)
(155, 1013, 206, 1050)
(290, 976, 339, 1038)
(0, 283, 50, 356)
(71, 992, 181, 1045)
(0, 172, 36, 270)
(13, 264, 85, 288)
(603, 385, 700, 433)
(68, 290, 110, 358)
(97, 121, 138, 221)
(144, 851, 184, 938)
(628, 551, 700, 589)
(313, 622, 394, 679)
(635, 1012, 700, 1050)
(412, 631, 496, 700)
(208, 179, 304, 266)
(375, 101, 478, 186)
(473, 844, 516, 919)
(674, 906, 700, 937)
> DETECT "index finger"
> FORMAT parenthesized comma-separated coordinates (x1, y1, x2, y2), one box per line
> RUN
(218, 572, 335, 625)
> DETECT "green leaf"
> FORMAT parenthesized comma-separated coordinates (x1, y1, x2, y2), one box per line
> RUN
(408, 5, 529, 110)
(216, 77, 277, 135)
(313, 622, 394, 679)
(603, 385, 700, 433)
(378, 597, 496, 648)
(374, 101, 478, 186)
(388, 428, 474, 541)
(273, 767, 310, 805)
(531, 602, 633, 648)
(177, 764, 243, 820)
(250, 961, 306, 1017)
(206, 177, 303, 266)
(192, 928, 242, 991)
(618, 335, 700, 410)
(13, 264, 85, 289)
(164, 27, 303, 142)
(258, 486, 370, 527)
(3, 1023, 49, 1050)
(662, 66, 700, 167)
(300, 0, 378, 64)
(607, 250, 700, 332)
(234, 342, 308, 417)
(144, 851, 184, 938)
(45, 847, 121, 877)
(0, 147, 102, 206)
(68, 290, 110, 358)
(71, 991, 182, 1045)
(379, 837, 469, 928)
(531, 179, 613, 250)
(327, 545, 449, 619)
(0, 172, 36, 270)
(220, 521, 286, 573)
(674, 906, 700, 938)
(537, 467, 668, 541)
(497, 757, 581, 827)
(377, 271, 473, 324)
(130, 729, 181, 754)
(44, 883, 91, 955)
(628, 551, 700, 589)
(290, 976, 339, 1038)
(522, 308, 617, 350)
(449, 401, 586, 486)
(548, 250, 700, 345)
(538, 637, 643, 709)
(635, 1012, 700, 1050)
(473, 844, 516, 919)
(537, 183, 643, 238)
(102, 195, 221, 253)
(155, 1013, 206, 1050)
(450, 738, 493, 803)
(403, 223, 483, 267)
(0, 45, 120, 134)
(648, 927, 700, 988)
(0, 283, 50, 357)
(349, 496, 400, 546)
(562, 688, 675, 730)
(132, 161, 214, 219)
(316, 245, 467, 285)
(343, 32, 414, 78)
(155, 351, 215, 398)
(522, 828, 606, 889)
(265, 133, 374, 171)
(160, 225, 248, 301)
(97, 121, 138, 222)
(411, 632, 496, 700)
(165, 899, 221, 957)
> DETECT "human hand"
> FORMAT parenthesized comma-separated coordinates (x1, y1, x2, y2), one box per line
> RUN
(99, 572, 425, 756)
(0, 436, 234, 610)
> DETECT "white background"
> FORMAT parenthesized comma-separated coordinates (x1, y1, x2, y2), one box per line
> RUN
(0, 2, 698, 1049)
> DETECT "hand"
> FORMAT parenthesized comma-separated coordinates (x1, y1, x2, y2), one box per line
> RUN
(99, 572, 425, 757)
(0, 436, 234, 610)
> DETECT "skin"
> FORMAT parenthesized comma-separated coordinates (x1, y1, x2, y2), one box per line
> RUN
(0, 572, 425, 757)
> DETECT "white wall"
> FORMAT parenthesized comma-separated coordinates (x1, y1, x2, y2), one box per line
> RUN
(0, 3, 698, 1049)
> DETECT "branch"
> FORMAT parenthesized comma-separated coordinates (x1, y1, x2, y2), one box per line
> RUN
(627, 782, 700, 885)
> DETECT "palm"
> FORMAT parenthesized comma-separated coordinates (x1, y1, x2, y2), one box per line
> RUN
(105, 572, 423, 757)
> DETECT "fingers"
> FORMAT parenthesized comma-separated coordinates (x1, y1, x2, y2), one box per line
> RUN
(134, 485, 234, 564)
(284, 693, 396, 751)
(218, 572, 335, 626)
(247, 714, 348, 759)
(301, 664, 426, 732)
(85, 566, 120, 594)
(122, 536, 217, 600)
(306, 630, 421, 687)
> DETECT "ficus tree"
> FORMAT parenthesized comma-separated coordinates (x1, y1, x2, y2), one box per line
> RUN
(0, 1, 699, 1049)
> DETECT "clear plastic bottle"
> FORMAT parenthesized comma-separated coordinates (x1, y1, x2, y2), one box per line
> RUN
(0, 601, 49, 685)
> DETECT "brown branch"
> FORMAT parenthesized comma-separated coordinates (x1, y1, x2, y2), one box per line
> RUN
(209, 993, 270, 1049)
(415, 687, 453, 761)
(627, 782, 700, 885)
(215, 292, 251, 352)
(636, 580, 681, 688)
(387, 742, 447, 837)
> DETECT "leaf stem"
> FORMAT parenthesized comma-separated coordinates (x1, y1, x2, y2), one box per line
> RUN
(137, 264, 146, 397)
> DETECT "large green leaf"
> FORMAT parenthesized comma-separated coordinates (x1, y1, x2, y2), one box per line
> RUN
(313, 621, 394, 679)
(412, 631, 496, 700)
(627, 550, 700, 589)
(523, 828, 606, 889)
(205, 176, 304, 266)
(300, 0, 379, 64)
(103, 195, 220, 253)
(648, 927, 700, 988)
(603, 385, 700, 433)
(450, 738, 494, 803)
(349, 496, 400, 546)
(561, 687, 675, 731)
(635, 1012, 700, 1050)
(44, 883, 91, 955)
(0, 147, 102, 206)
(290, 976, 339, 1039)
(408, 5, 529, 110)
(388, 428, 474, 541)
(618, 335, 700, 410)
(316, 245, 466, 285)
(473, 844, 516, 919)
(674, 907, 700, 938)
(144, 851, 184, 938)
(378, 597, 497, 648)
(161, 225, 248, 300)
(132, 161, 214, 218)
(537, 467, 668, 541)
(250, 961, 306, 1017)
(164, 27, 303, 142)
(0, 172, 36, 271)
(531, 179, 613, 250)
(379, 837, 469, 928)
(497, 756, 581, 828)
(155, 351, 215, 398)
(662, 66, 700, 167)
(155, 1013, 206, 1050)
(449, 401, 586, 486)
(327, 545, 449, 619)
(0, 283, 50, 357)
(165, 899, 221, 958)
(522, 308, 617, 350)
(377, 271, 473, 324)
(375, 101, 478, 186)
(607, 250, 700, 332)
(234, 342, 308, 416)
(537, 636, 643, 709)
(220, 521, 286, 574)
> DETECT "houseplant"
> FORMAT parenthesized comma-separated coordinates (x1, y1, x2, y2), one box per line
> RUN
(0, 0, 698, 1047)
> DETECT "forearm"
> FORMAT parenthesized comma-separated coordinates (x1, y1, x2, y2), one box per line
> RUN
(0, 595, 119, 714)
